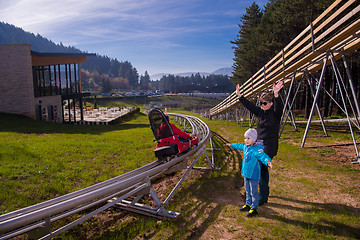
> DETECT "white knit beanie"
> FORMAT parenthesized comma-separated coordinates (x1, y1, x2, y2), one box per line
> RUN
(244, 128, 257, 142)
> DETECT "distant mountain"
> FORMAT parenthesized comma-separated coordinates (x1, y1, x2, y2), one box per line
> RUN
(150, 67, 232, 80)
(212, 67, 233, 75)
(177, 71, 210, 78)
(150, 73, 171, 80)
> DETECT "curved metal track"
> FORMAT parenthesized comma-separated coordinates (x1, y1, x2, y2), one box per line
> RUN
(0, 113, 212, 240)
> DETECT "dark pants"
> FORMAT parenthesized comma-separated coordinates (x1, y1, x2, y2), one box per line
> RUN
(259, 163, 269, 203)
(260, 139, 278, 203)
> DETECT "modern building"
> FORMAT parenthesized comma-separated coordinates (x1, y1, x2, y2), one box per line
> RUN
(0, 44, 91, 123)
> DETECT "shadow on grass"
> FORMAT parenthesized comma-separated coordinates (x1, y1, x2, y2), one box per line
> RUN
(169, 176, 244, 240)
(296, 121, 360, 134)
(93, 131, 244, 239)
(73, 175, 233, 240)
(178, 204, 223, 240)
(163, 131, 245, 239)
(264, 195, 360, 238)
(55, 130, 244, 239)
(211, 131, 243, 172)
(0, 112, 149, 135)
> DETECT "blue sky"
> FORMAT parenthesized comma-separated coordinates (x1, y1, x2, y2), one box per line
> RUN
(1, 0, 268, 76)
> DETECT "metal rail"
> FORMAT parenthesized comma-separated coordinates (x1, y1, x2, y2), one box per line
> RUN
(209, 0, 360, 162)
(0, 113, 212, 240)
(210, 0, 359, 116)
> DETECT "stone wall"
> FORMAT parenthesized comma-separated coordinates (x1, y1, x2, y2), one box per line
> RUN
(0, 44, 36, 119)
(34, 95, 63, 123)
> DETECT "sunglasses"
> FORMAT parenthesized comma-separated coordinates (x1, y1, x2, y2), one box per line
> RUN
(260, 101, 268, 106)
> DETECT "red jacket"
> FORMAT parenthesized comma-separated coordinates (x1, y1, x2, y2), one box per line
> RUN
(158, 122, 190, 139)
(170, 123, 190, 139)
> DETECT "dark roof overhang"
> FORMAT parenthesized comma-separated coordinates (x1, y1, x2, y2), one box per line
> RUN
(31, 51, 95, 66)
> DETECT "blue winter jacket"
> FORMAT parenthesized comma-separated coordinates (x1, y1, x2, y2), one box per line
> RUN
(230, 143, 271, 181)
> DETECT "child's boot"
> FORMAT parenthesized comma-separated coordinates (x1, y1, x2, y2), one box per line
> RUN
(246, 208, 258, 217)
(239, 205, 251, 212)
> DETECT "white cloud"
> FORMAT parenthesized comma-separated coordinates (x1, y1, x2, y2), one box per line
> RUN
(1, 0, 229, 40)
(1, 0, 266, 74)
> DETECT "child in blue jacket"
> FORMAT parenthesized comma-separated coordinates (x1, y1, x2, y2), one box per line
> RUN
(226, 128, 273, 217)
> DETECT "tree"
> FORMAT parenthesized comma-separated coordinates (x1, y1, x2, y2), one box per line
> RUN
(101, 77, 112, 93)
(231, 0, 334, 88)
(118, 61, 139, 88)
(110, 58, 121, 77)
(140, 71, 151, 90)
(158, 74, 233, 93)
(113, 77, 129, 91)
(231, 2, 263, 86)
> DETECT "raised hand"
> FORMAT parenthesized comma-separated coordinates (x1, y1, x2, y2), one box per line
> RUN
(236, 84, 242, 98)
(273, 81, 284, 97)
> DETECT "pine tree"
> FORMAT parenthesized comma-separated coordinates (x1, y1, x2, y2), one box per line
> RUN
(231, 0, 334, 88)
(231, 2, 263, 86)
(140, 71, 151, 90)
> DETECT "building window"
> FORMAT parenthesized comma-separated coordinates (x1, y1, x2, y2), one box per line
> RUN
(32, 63, 80, 97)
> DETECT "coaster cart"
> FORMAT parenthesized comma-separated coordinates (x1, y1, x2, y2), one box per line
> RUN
(148, 108, 199, 161)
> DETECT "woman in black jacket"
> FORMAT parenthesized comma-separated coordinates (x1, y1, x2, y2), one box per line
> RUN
(236, 81, 284, 205)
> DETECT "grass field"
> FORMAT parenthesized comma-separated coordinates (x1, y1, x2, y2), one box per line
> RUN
(0, 96, 359, 239)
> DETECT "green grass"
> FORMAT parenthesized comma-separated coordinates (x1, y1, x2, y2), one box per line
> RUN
(0, 112, 155, 214)
(84, 95, 221, 113)
(0, 97, 359, 239)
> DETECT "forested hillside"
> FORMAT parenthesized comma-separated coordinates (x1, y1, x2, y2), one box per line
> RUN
(0, 22, 232, 93)
(153, 73, 234, 93)
(2, 0, 358, 100)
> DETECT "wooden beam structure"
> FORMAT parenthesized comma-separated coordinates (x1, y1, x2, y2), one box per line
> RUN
(210, 0, 359, 116)
(209, 0, 360, 162)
